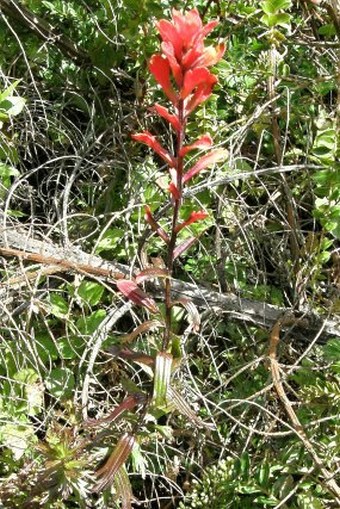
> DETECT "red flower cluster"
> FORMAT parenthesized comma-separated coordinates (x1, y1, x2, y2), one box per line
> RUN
(132, 8, 227, 207)
(153, 8, 225, 113)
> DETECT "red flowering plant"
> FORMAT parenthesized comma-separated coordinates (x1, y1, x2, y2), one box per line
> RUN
(92, 8, 226, 499)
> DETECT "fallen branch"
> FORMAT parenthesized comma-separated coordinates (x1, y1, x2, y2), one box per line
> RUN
(0, 220, 339, 339)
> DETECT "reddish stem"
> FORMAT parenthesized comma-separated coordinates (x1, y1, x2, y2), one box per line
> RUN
(162, 99, 185, 351)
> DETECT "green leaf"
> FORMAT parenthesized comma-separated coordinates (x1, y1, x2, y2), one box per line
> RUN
(297, 492, 324, 509)
(253, 495, 278, 506)
(95, 228, 124, 254)
(13, 368, 44, 416)
(0, 163, 20, 178)
(318, 24, 336, 37)
(0, 80, 21, 102)
(0, 96, 26, 117)
(257, 462, 270, 487)
(77, 280, 104, 306)
(152, 352, 172, 408)
(0, 423, 36, 460)
(36, 335, 59, 362)
(49, 293, 69, 318)
(240, 452, 250, 480)
(58, 336, 85, 359)
(323, 339, 340, 362)
(261, 12, 291, 28)
(261, 0, 291, 15)
(273, 474, 294, 498)
(76, 309, 106, 334)
(46, 367, 75, 399)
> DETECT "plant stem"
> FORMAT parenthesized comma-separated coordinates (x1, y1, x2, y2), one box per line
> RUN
(162, 99, 185, 351)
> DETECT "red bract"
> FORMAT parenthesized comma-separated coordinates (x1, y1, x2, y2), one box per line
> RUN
(116, 280, 159, 314)
(183, 148, 227, 184)
(175, 210, 209, 233)
(131, 131, 175, 167)
(152, 104, 181, 132)
(180, 134, 213, 157)
(157, 10, 222, 70)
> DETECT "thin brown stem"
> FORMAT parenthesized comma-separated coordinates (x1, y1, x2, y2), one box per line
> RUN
(268, 316, 340, 504)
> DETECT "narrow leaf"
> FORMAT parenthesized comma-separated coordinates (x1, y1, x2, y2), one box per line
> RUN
(94, 433, 135, 492)
(179, 134, 213, 157)
(153, 352, 173, 407)
(175, 210, 209, 233)
(185, 81, 216, 115)
(167, 387, 215, 430)
(114, 465, 133, 509)
(183, 149, 227, 184)
(116, 280, 159, 314)
(161, 41, 183, 86)
(145, 205, 169, 243)
(120, 320, 164, 344)
(136, 268, 169, 285)
(152, 103, 180, 131)
(132, 131, 175, 167)
(108, 346, 155, 366)
(173, 237, 197, 260)
(168, 181, 181, 200)
(172, 297, 200, 332)
(85, 393, 146, 427)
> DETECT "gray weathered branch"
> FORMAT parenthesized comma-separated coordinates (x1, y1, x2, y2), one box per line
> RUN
(0, 217, 339, 339)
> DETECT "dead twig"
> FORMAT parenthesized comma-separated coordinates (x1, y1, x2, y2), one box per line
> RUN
(268, 315, 340, 504)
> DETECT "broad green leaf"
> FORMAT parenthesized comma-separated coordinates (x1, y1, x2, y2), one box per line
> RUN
(261, 0, 291, 15)
(0, 423, 36, 460)
(297, 492, 324, 509)
(76, 309, 106, 334)
(0, 163, 20, 178)
(77, 280, 104, 306)
(95, 228, 124, 254)
(58, 336, 85, 359)
(36, 334, 59, 362)
(46, 367, 75, 399)
(49, 293, 69, 318)
(14, 368, 43, 416)
(261, 12, 291, 28)
(318, 24, 336, 37)
(0, 97, 26, 117)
